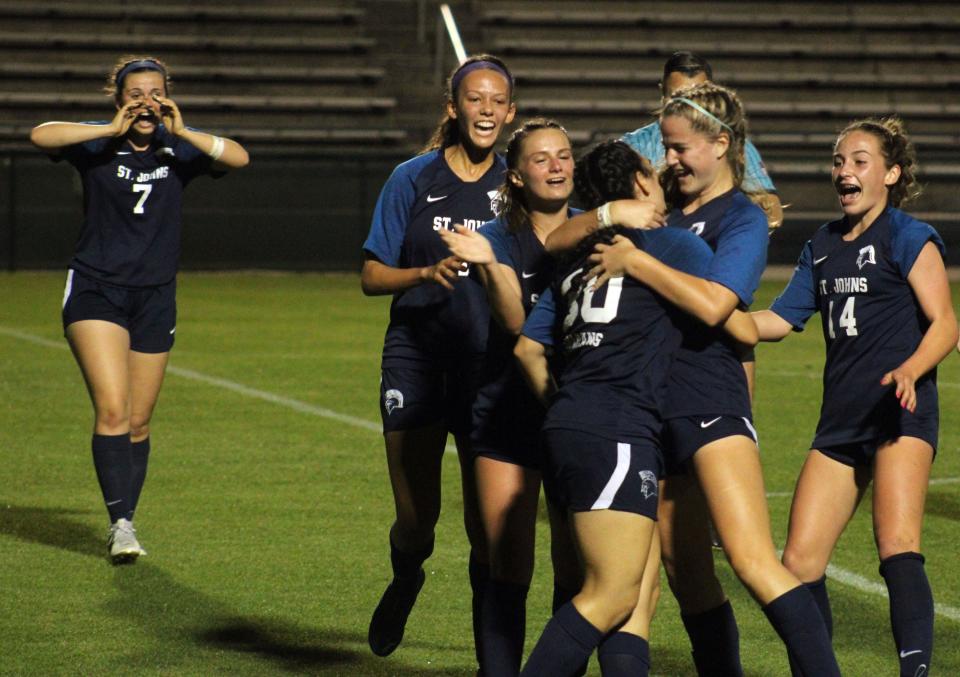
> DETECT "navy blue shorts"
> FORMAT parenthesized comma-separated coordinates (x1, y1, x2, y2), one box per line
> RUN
(662, 415, 759, 475)
(541, 429, 662, 519)
(471, 375, 545, 469)
(815, 388, 939, 467)
(380, 362, 482, 436)
(62, 269, 177, 353)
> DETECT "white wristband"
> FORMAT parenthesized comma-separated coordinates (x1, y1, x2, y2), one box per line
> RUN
(597, 202, 613, 229)
(208, 135, 224, 161)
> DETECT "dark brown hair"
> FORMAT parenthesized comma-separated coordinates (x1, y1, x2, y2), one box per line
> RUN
(420, 54, 514, 153)
(836, 116, 921, 207)
(103, 55, 171, 103)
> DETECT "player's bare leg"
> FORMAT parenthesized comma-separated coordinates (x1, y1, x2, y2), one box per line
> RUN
(369, 425, 447, 656)
(874, 437, 934, 676)
(695, 437, 840, 675)
(521, 509, 656, 676)
(782, 450, 866, 582)
(68, 320, 145, 563)
(475, 455, 541, 673)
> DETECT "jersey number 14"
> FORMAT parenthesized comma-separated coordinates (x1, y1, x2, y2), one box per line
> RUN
(827, 297, 858, 338)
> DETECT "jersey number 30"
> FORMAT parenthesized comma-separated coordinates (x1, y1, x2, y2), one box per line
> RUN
(560, 268, 624, 331)
(132, 183, 153, 214)
(828, 297, 858, 338)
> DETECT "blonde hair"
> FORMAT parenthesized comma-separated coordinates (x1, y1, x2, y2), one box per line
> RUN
(659, 82, 747, 196)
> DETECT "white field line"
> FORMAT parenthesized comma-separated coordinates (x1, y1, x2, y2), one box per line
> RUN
(2, 325, 958, 621)
(762, 368, 960, 390)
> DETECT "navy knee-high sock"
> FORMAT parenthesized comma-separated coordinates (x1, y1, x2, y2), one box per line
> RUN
(787, 577, 833, 676)
(552, 581, 587, 676)
(470, 550, 490, 670)
(520, 602, 602, 677)
(390, 534, 433, 579)
(480, 579, 528, 676)
(127, 437, 150, 520)
(92, 433, 132, 524)
(680, 600, 742, 676)
(762, 585, 840, 677)
(597, 631, 650, 677)
(880, 552, 933, 677)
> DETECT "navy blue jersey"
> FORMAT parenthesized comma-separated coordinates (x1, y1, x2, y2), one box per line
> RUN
(363, 149, 505, 366)
(470, 211, 580, 459)
(524, 227, 713, 443)
(663, 189, 768, 418)
(770, 207, 943, 446)
(56, 122, 219, 287)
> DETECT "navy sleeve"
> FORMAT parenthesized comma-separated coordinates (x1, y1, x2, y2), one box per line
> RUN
(705, 205, 768, 306)
(890, 217, 945, 279)
(168, 127, 220, 183)
(362, 160, 419, 267)
(479, 219, 515, 269)
(639, 228, 713, 278)
(522, 287, 556, 346)
(56, 123, 112, 168)
(769, 241, 818, 331)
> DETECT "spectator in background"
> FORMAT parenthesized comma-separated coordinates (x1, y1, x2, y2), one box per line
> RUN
(622, 51, 783, 230)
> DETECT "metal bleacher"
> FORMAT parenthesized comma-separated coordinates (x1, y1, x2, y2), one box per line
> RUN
(0, 0, 405, 155)
(2, 0, 958, 268)
(472, 0, 960, 261)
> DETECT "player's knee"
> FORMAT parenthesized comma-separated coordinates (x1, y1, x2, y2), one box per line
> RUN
(95, 403, 129, 432)
(129, 415, 151, 440)
(781, 546, 826, 582)
(591, 582, 643, 631)
(727, 549, 779, 589)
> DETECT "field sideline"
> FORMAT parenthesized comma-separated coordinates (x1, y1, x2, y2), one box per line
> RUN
(1, 271, 959, 675)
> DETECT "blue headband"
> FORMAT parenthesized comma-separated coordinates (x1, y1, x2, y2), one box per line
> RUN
(451, 60, 513, 95)
(673, 97, 734, 134)
(115, 59, 165, 89)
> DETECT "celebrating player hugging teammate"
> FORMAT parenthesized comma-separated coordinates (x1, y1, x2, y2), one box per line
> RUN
(29, 56, 249, 564)
(514, 139, 742, 677)
(543, 82, 840, 676)
(753, 116, 958, 677)
(360, 54, 516, 662)
(438, 117, 580, 676)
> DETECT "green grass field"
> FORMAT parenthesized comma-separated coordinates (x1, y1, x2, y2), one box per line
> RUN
(1, 271, 958, 676)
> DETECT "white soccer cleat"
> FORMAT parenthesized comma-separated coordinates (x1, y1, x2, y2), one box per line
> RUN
(107, 518, 146, 564)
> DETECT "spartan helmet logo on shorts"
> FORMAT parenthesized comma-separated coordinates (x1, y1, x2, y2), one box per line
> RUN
(689, 221, 706, 236)
(384, 389, 404, 415)
(638, 470, 658, 499)
(856, 244, 876, 269)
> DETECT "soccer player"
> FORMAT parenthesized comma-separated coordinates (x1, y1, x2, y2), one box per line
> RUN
(621, 51, 782, 230)
(514, 217, 717, 677)
(551, 82, 839, 676)
(753, 116, 957, 677)
(29, 56, 249, 564)
(360, 54, 516, 660)
(437, 118, 578, 675)
(511, 139, 757, 677)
